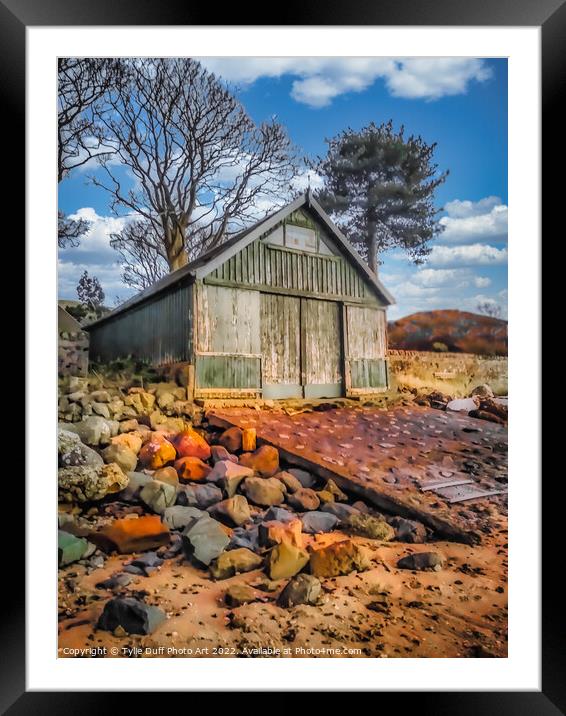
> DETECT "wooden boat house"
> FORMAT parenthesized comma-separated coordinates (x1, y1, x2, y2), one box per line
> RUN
(86, 192, 395, 400)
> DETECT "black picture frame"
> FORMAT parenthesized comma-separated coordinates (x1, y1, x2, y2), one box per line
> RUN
(10, 0, 553, 710)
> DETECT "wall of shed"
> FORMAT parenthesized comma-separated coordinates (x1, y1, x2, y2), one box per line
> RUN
(89, 283, 192, 365)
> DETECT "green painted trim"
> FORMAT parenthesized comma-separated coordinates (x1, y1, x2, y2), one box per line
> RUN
(203, 277, 377, 306)
(303, 383, 343, 399)
(262, 383, 303, 399)
(195, 354, 261, 389)
(350, 358, 388, 389)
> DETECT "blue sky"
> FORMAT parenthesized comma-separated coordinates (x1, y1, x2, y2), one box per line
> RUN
(59, 57, 508, 319)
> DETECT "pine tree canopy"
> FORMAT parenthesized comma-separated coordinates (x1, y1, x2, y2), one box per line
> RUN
(313, 120, 448, 273)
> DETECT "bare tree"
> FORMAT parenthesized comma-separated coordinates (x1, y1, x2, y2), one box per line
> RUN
(476, 301, 502, 319)
(110, 220, 169, 291)
(57, 58, 121, 247)
(92, 58, 297, 272)
(57, 210, 91, 249)
(58, 58, 120, 182)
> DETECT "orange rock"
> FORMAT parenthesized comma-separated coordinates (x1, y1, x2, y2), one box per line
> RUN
(110, 432, 143, 455)
(153, 466, 179, 487)
(90, 515, 170, 554)
(239, 445, 279, 477)
(241, 428, 257, 452)
(174, 456, 211, 482)
(138, 438, 176, 469)
(309, 539, 370, 578)
(173, 429, 211, 461)
(218, 426, 243, 453)
(259, 518, 304, 549)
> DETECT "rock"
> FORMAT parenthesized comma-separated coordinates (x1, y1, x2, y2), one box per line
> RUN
(67, 391, 86, 403)
(210, 547, 263, 579)
(217, 426, 243, 453)
(66, 376, 89, 394)
(175, 456, 211, 482)
(277, 574, 321, 608)
(263, 506, 296, 523)
(301, 511, 339, 534)
(65, 416, 116, 446)
(397, 551, 444, 571)
(470, 384, 494, 399)
(207, 460, 253, 497)
(242, 477, 285, 506)
(95, 573, 132, 590)
(124, 551, 164, 576)
(58, 428, 103, 468)
(390, 517, 428, 543)
(102, 443, 138, 473)
(228, 525, 261, 552)
(343, 513, 395, 541)
(324, 479, 348, 502)
(90, 390, 111, 403)
(224, 584, 260, 607)
(153, 466, 179, 487)
(58, 530, 91, 566)
(309, 539, 370, 578)
(316, 490, 334, 504)
(176, 483, 223, 510)
(119, 419, 140, 433)
(124, 391, 156, 414)
(259, 519, 303, 549)
(241, 428, 257, 452)
(140, 480, 177, 514)
(208, 495, 251, 526)
(478, 398, 508, 421)
(173, 429, 211, 461)
(110, 432, 143, 455)
(267, 542, 309, 580)
(162, 505, 206, 531)
(210, 445, 238, 465)
(96, 597, 166, 635)
(91, 515, 170, 554)
(157, 391, 175, 410)
(92, 402, 111, 419)
(286, 487, 320, 512)
(58, 463, 129, 503)
(287, 468, 316, 488)
(239, 445, 279, 477)
(182, 516, 230, 566)
(468, 409, 506, 424)
(119, 471, 152, 501)
(274, 471, 302, 493)
(138, 438, 176, 469)
(446, 397, 480, 413)
(321, 502, 360, 521)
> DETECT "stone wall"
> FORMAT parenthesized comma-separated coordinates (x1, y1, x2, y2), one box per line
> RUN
(59, 331, 89, 377)
(387, 349, 508, 397)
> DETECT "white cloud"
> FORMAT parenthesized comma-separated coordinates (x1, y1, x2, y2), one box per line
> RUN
(58, 259, 130, 302)
(474, 276, 491, 288)
(412, 267, 468, 288)
(200, 57, 492, 108)
(67, 207, 131, 258)
(439, 196, 507, 244)
(427, 243, 508, 267)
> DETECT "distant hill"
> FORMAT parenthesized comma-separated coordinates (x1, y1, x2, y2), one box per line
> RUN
(388, 310, 507, 356)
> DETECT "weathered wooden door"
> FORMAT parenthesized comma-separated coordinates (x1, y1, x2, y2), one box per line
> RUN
(260, 294, 343, 399)
(261, 294, 302, 399)
(345, 305, 388, 392)
(301, 298, 343, 398)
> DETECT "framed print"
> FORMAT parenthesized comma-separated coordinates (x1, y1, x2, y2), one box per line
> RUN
(7, 0, 554, 709)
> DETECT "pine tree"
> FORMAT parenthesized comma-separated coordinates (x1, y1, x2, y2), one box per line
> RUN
(76, 271, 105, 313)
(313, 121, 448, 273)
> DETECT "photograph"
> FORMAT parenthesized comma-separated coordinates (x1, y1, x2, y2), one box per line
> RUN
(56, 54, 510, 660)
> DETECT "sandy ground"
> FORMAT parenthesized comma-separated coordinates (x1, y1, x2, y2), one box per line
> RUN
(58, 405, 508, 659)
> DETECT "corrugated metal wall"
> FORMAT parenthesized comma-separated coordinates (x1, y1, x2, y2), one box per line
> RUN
(207, 240, 373, 302)
(89, 284, 191, 365)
